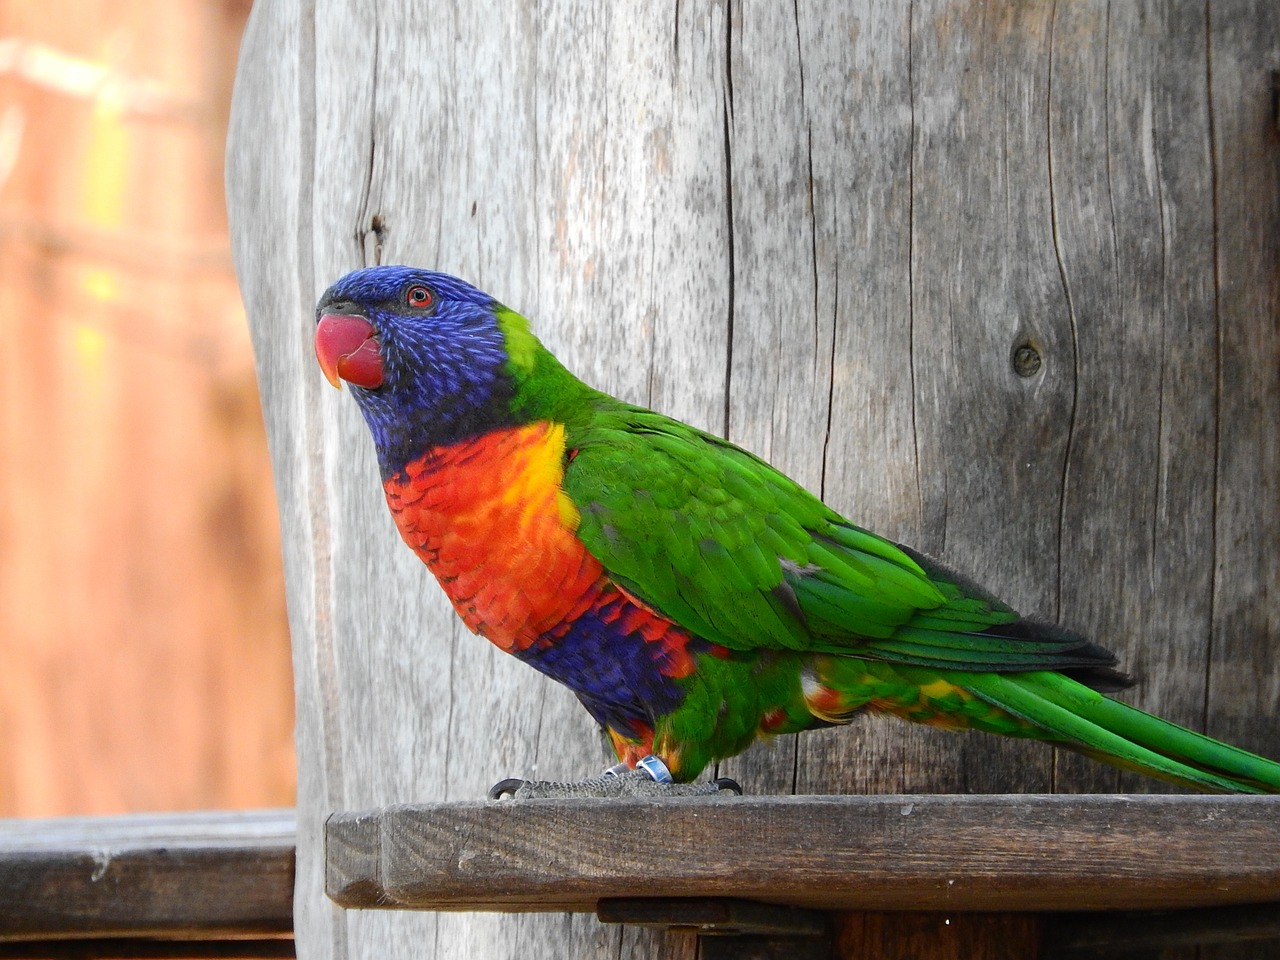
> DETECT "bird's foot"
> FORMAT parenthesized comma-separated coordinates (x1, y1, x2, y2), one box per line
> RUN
(487, 755, 742, 800)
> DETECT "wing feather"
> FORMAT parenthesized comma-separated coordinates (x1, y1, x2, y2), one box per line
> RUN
(561, 405, 1119, 678)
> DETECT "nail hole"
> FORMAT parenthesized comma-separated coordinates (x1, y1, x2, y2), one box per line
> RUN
(1012, 342, 1042, 378)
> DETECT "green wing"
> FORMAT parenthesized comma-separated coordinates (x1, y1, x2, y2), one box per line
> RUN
(561, 404, 1105, 672)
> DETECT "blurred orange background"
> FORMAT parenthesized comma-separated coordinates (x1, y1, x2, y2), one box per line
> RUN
(0, 0, 295, 817)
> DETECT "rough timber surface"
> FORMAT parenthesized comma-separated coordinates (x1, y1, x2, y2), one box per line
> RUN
(0, 810, 295, 941)
(226, 1, 1280, 959)
(327, 795, 1280, 914)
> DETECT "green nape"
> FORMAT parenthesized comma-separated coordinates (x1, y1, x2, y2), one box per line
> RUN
(496, 305, 606, 427)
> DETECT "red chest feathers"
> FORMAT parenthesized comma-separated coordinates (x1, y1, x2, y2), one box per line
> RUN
(381, 422, 603, 652)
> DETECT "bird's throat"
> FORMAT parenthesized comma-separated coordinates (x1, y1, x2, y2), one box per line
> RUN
(381, 422, 601, 652)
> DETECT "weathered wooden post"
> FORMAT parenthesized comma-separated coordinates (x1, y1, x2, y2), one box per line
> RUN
(227, 2, 1279, 957)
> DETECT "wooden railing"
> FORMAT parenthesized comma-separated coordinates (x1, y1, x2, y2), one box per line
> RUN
(0, 810, 295, 958)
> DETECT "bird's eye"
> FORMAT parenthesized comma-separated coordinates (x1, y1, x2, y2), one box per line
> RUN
(405, 284, 434, 309)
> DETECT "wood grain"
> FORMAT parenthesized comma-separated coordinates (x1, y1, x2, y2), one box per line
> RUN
(0, 810, 294, 940)
(1205, 0, 1280, 770)
(226, 1, 1280, 958)
(326, 795, 1280, 913)
(837, 913, 1042, 960)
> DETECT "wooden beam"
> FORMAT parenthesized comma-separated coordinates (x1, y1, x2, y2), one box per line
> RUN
(0, 810, 295, 942)
(327, 794, 1280, 914)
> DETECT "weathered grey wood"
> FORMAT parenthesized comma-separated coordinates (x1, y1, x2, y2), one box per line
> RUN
(226, 1, 1280, 958)
(326, 795, 1280, 913)
(0, 810, 294, 940)
(1201, 13, 1280, 959)
(1205, 0, 1280, 769)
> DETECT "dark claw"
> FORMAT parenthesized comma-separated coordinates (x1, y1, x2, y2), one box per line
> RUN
(713, 777, 743, 795)
(487, 777, 527, 800)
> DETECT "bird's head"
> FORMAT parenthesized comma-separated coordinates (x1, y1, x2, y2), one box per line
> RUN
(315, 265, 523, 477)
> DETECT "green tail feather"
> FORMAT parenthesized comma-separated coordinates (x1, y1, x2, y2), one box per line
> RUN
(952, 670, 1280, 794)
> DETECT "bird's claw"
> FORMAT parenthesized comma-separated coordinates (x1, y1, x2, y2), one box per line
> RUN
(711, 777, 743, 795)
(486, 778, 529, 800)
(487, 755, 743, 800)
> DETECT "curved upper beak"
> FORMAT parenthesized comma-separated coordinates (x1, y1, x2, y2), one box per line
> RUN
(315, 312, 384, 389)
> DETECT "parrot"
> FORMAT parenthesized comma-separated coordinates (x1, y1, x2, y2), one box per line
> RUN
(313, 264, 1280, 795)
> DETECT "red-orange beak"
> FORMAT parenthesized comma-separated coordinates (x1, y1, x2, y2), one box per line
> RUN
(315, 313, 384, 389)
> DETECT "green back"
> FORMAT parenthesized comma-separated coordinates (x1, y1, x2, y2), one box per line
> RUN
(499, 316, 1068, 669)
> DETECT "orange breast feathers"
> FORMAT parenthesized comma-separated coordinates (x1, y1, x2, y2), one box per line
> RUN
(381, 422, 604, 653)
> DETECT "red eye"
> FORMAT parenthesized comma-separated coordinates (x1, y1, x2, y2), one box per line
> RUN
(405, 284, 434, 309)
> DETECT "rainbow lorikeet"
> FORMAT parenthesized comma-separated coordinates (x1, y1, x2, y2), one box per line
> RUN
(314, 265, 1280, 795)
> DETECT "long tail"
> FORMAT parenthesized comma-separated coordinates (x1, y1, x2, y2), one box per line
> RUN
(949, 669, 1280, 794)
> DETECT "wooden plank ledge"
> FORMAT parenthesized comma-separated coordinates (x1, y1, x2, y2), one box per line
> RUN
(0, 809, 295, 942)
(326, 794, 1280, 913)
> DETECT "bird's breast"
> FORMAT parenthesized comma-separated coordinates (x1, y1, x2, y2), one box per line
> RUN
(382, 421, 602, 652)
